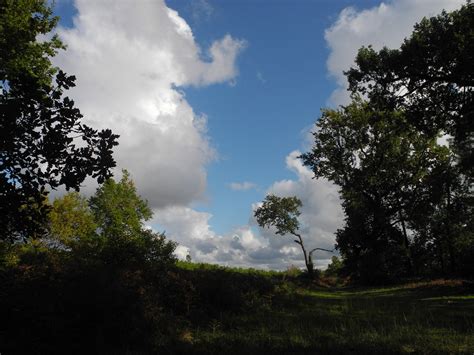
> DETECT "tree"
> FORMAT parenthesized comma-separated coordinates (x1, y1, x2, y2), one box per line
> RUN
(1, 173, 178, 353)
(254, 194, 332, 276)
(343, 3, 473, 276)
(49, 192, 98, 250)
(301, 100, 448, 282)
(0, 0, 119, 241)
(89, 170, 152, 239)
(302, 3, 473, 281)
(89, 170, 176, 266)
(325, 256, 342, 278)
(345, 2, 473, 179)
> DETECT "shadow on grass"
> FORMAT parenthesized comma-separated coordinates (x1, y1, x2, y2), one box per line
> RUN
(174, 280, 474, 354)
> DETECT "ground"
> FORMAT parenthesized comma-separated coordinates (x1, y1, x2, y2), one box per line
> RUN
(175, 274, 474, 354)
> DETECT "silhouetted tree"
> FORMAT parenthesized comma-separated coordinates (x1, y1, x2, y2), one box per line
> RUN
(0, 0, 119, 241)
(345, 2, 473, 178)
(302, 3, 473, 281)
(301, 100, 446, 281)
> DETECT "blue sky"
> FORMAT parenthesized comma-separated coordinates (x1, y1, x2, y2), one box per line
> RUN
(52, 0, 464, 269)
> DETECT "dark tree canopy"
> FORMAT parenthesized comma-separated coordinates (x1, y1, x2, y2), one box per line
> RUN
(0, 0, 119, 240)
(303, 3, 474, 282)
(254, 194, 302, 237)
(345, 2, 474, 178)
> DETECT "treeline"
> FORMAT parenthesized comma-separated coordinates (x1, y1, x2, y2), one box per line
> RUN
(0, 173, 279, 353)
(0, 2, 277, 352)
(302, 3, 473, 283)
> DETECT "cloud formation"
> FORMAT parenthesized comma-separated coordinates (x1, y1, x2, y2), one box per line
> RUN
(229, 182, 257, 191)
(325, 0, 465, 106)
(151, 206, 268, 267)
(152, 151, 343, 270)
(55, 0, 245, 209)
(52, 0, 465, 271)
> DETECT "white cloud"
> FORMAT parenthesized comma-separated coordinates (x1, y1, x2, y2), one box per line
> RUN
(325, 0, 465, 106)
(150, 151, 342, 270)
(229, 181, 257, 191)
(151, 206, 269, 267)
(54, 0, 245, 209)
(51, 0, 465, 272)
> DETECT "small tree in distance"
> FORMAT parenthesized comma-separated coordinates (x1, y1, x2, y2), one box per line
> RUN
(254, 194, 332, 276)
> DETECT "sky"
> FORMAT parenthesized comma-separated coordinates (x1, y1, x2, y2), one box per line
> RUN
(52, 0, 465, 270)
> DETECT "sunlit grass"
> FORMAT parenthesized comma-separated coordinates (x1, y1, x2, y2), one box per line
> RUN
(170, 264, 474, 354)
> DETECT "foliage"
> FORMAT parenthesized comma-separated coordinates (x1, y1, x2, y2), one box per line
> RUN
(0, 0, 119, 241)
(346, 3, 474, 178)
(324, 256, 342, 278)
(302, 4, 473, 282)
(302, 101, 436, 282)
(90, 170, 152, 239)
(254, 194, 302, 236)
(49, 192, 97, 249)
(1, 172, 179, 353)
(255, 194, 333, 276)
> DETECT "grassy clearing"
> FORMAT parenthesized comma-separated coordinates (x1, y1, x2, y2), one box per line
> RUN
(170, 266, 474, 354)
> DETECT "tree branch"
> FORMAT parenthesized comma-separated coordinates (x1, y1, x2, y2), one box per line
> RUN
(309, 247, 334, 256)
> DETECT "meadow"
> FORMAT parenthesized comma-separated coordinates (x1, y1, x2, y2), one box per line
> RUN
(2, 249, 473, 354)
(171, 264, 474, 354)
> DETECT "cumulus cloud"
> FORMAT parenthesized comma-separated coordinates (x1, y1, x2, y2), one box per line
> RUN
(325, 0, 465, 106)
(158, 0, 464, 270)
(54, 0, 245, 209)
(150, 206, 269, 267)
(229, 181, 257, 191)
(150, 151, 343, 270)
(50, 0, 465, 271)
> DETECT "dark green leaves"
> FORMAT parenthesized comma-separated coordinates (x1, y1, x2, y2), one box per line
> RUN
(254, 194, 302, 236)
(0, 0, 119, 240)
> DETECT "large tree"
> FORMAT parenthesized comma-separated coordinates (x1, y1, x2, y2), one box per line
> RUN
(345, 2, 473, 178)
(344, 2, 473, 276)
(302, 3, 473, 281)
(301, 101, 443, 282)
(0, 0, 119, 241)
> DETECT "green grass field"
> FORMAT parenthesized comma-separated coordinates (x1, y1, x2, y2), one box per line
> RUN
(172, 266, 474, 354)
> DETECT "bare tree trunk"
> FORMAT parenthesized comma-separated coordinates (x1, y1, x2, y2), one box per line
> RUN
(292, 232, 312, 275)
(398, 210, 413, 273)
(292, 232, 333, 277)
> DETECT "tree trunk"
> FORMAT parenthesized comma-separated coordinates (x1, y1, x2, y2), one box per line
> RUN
(292, 232, 312, 276)
(445, 177, 457, 273)
(399, 210, 413, 273)
(292, 232, 333, 277)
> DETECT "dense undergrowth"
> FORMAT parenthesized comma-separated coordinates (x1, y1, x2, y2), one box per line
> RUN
(1, 251, 473, 354)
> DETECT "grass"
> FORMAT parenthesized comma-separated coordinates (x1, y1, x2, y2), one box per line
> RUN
(170, 266, 474, 354)
(176, 260, 287, 277)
